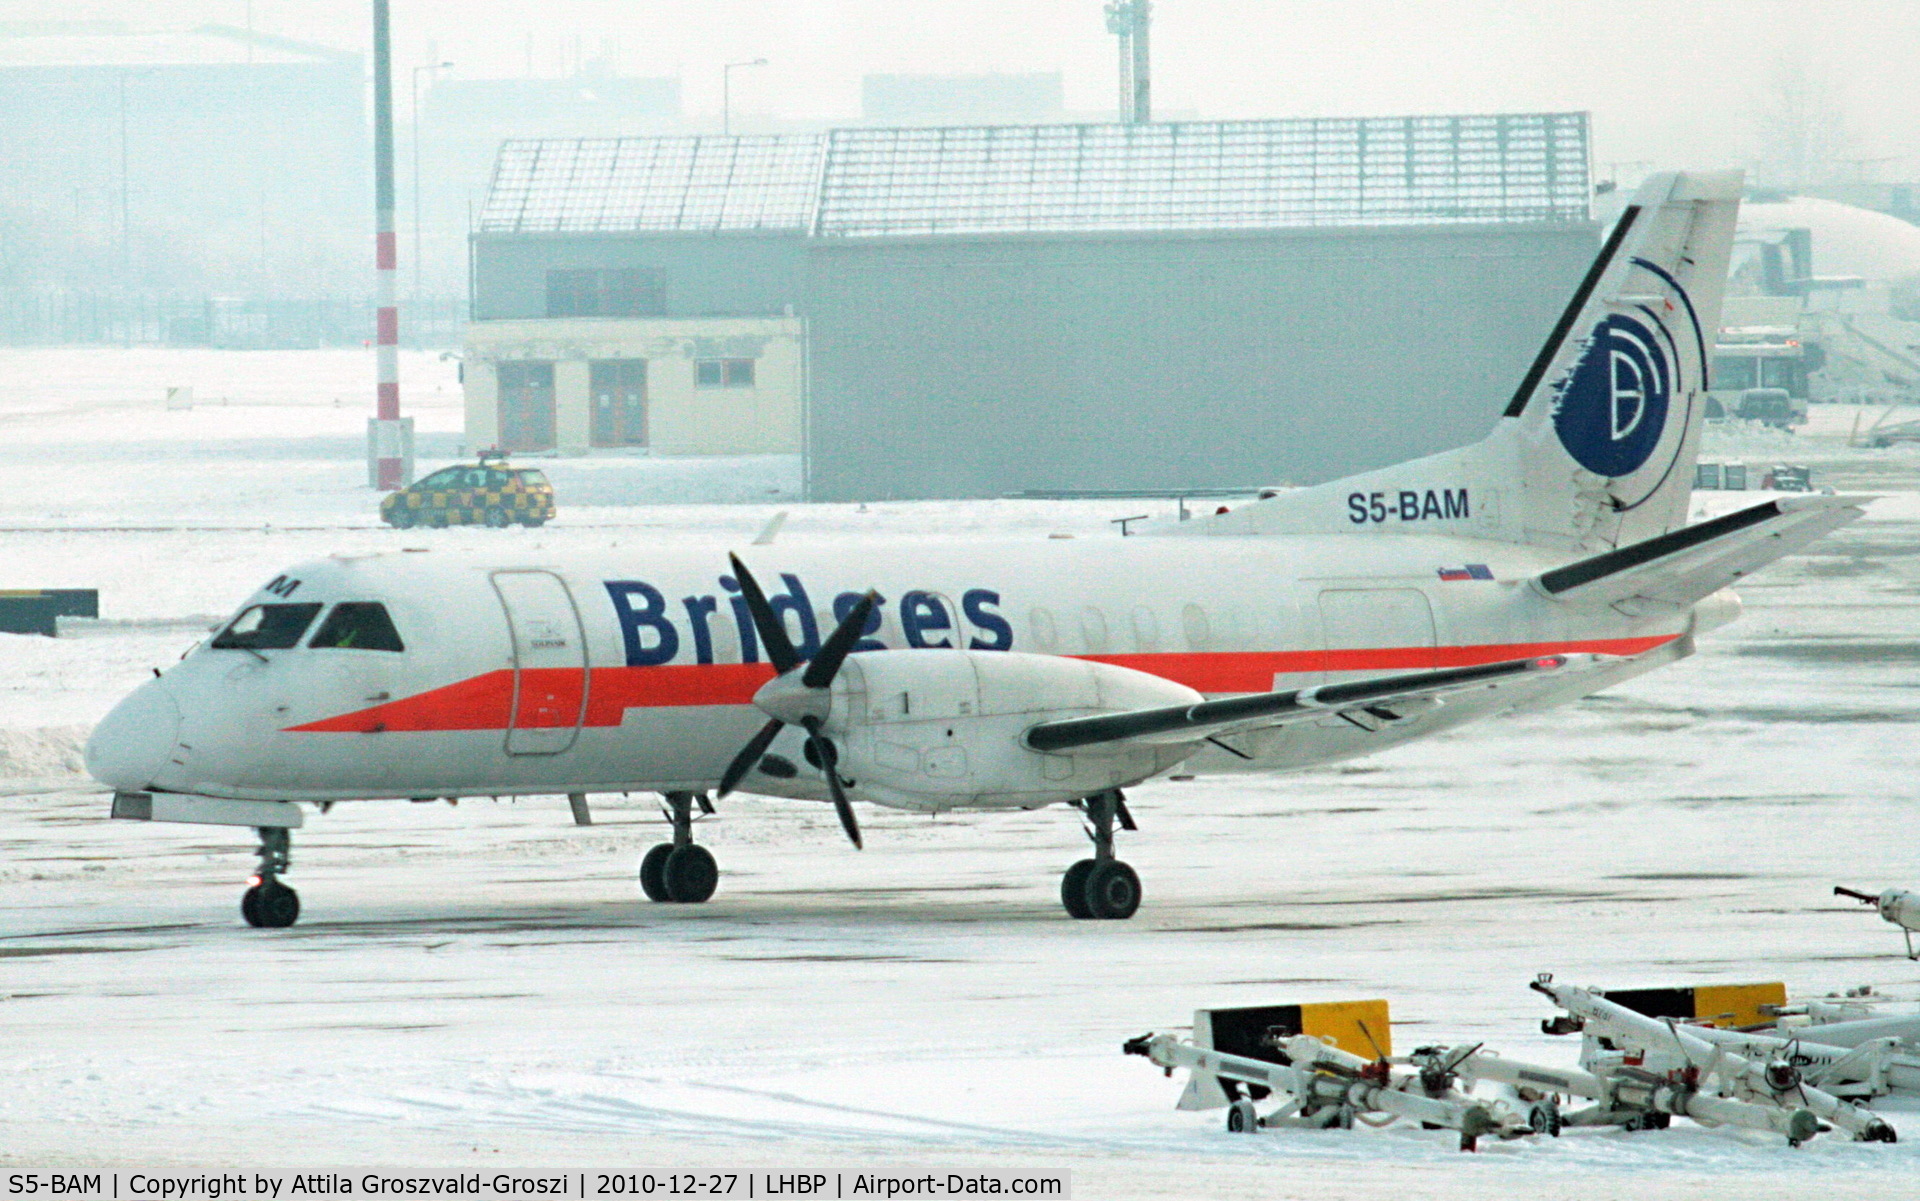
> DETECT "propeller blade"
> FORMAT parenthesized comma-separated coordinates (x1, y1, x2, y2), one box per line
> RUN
(717, 717, 785, 798)
(728, 552, 800, 675)
(803, 717, 862, 850)
(802, 590, 877, 689)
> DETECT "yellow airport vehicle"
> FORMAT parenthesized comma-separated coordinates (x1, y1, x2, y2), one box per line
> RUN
(381, 452, 555, 529)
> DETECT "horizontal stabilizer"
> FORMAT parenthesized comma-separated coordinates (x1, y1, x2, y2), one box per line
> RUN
(1534, 495, 1866, 613)
(1025, 654, 1603, 753)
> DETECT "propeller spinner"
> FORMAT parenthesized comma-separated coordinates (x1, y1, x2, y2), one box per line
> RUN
(715, 552, 876, 849)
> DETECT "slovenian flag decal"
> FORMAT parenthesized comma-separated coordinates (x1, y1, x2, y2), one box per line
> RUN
(1437, 564, 1494, 581)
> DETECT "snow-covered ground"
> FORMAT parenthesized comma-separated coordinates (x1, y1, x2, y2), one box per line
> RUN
(4, 349, 1920, 1199)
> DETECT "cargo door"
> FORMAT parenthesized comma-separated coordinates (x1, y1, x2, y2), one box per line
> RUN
(1316, 588, 1438, 681)
(492, 570, 589, 755)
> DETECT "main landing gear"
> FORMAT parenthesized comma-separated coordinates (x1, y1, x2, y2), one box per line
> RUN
(1061, 789, 1142, 920)
(241, 826, 300, 928)
(639, 791, 719, 904)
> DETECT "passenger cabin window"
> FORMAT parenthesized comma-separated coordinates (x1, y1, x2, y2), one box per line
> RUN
(308, 603, 406, 652)
(516, 469, 549, 487)
(1079, 607, 1110, 653)
(1181, 603, 1211, 651)
(213, 603, 323, 650)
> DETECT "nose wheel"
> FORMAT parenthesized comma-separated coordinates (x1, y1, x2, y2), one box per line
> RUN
(1061, 789, 1141, 920)
(639, 791, 718, 903)
(241, 826, 300, 928)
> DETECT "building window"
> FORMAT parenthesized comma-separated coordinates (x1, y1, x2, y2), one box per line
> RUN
(545, 268, 666, 318)
(1713, 355, 1758, 392)
(546, 270, 596, 317)
(695, 358, 756, 388)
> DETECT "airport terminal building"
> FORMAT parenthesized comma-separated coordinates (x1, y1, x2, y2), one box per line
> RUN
(465, 112, 1599, 499)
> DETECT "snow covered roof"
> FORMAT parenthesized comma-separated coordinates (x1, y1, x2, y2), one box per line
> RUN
(1741, 197, 1920, 283)
(478, 112, 1592, 239)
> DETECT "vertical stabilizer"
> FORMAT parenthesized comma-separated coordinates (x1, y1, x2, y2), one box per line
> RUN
(1160, 170, 1743, 550)
(1497, 170, 1741, 548)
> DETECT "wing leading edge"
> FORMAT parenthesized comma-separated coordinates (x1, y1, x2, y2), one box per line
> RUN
(1534, 494, 1867, 615)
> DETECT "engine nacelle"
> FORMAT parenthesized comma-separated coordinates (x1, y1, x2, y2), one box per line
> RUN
(826, 649, 1201, 812)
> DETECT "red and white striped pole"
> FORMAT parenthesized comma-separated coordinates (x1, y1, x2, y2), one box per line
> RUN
(370, 0, 405, 490)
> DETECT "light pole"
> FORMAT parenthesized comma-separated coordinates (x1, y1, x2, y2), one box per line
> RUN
(722, 58, 766, 136)
(412, 61, 453, 307)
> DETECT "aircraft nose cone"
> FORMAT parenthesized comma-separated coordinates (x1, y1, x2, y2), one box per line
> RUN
(85, 680, 182, 791)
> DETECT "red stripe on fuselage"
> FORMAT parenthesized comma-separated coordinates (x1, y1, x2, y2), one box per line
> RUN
(284, 636, 1676, 734)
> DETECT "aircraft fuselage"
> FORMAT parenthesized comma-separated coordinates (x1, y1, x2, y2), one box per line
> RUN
(89, 532, 1704, 809)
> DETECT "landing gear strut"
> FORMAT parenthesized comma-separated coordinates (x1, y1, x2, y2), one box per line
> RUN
(639, 791, 718, 904)
(240, 826, 300, 928)
(1061, 789, 1141, 920)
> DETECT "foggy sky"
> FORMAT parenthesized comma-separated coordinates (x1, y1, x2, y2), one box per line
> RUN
(14, 0, 1920, 181)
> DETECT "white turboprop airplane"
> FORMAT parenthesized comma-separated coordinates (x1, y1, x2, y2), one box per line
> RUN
(86, 170, 1864, 928)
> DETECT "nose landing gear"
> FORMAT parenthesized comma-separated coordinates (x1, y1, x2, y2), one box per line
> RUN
(639, 791, 718, 904)
(1061, 789, 1142, 920)
(240, 826, 300, 928)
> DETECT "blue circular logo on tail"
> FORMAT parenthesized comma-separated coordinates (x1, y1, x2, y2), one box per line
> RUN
(1554, 314, 1672, 477)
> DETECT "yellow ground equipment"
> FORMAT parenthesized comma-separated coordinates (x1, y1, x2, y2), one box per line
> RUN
(381, 452, 555, 529)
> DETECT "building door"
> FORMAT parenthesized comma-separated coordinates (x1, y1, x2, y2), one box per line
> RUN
(590, 359, 648, 447)
(497, 361, 556, 452)
(491, 570, 589, 755)
(1316, 589, 1438, 680)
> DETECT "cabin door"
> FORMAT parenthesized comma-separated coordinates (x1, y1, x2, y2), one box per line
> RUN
(492, 570, 590, 755)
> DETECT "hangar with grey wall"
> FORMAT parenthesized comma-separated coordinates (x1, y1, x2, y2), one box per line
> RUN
(468, 114, 1598, 498)
(803, 223, 1595, 498)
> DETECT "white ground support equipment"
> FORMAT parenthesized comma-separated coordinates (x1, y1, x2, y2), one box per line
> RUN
(1532, 975, 1899, 1143)
(1127, 986, 1912, 1152)
(1837, 886, 1920, 960)
(1424, 1043, 1820, 1144)
(1546, 975, 1920, 1106)
(1124, 1028, 1526, 1152)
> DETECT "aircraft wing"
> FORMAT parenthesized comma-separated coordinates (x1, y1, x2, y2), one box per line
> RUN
(1024, 654, 1603, 753)
(1533, 494, 1867, 616)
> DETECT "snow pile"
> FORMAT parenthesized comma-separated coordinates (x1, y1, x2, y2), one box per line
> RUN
(0, 724, 87, 778)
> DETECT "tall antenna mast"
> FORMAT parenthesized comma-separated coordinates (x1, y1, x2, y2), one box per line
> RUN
(370, 0, 406, 490)
(1105, 0, 1151, 124)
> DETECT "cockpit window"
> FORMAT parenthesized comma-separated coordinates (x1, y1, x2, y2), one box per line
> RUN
(212, 603, 323, 650)
(307, 602, 405, 652)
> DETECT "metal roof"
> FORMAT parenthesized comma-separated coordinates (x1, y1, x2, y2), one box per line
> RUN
(478, 135, 826, 234)
(815, 114, 1590, 236)
(478, 113, 1589, 238)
